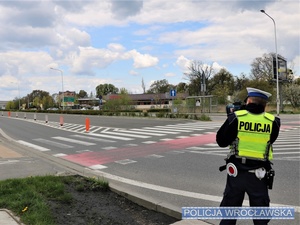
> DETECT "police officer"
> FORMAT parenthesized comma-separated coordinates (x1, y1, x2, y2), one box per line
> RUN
(216, 87, 281, 225)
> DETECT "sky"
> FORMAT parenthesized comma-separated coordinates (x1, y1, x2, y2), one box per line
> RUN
(0, 0, 299, 101)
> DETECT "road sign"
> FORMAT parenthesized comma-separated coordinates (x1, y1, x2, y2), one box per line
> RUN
(273, 55, 287, 80)
(170, 90, 176, 97)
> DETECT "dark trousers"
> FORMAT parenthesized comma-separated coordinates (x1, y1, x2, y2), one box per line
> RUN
(220, 170, 270, 225)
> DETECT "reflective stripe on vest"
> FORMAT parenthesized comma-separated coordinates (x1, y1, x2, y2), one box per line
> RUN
(233, 110, 275, 160)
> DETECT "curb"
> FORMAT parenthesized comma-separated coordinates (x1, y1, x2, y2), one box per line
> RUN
(109, 185, 213, 225)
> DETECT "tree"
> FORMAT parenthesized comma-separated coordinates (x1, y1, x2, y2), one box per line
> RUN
(209, 68, 234, 104)
(250, 53, 273, 81)
(41, 96, 55, 109)
(103, 88, 131, 111)
(147, 79, 174, 94)
(230, 73, 250, 103)
(234, 73, 249, 91)
(29, 90, 51, 100)
(78, 90, 88, 98)
(119, 88, 129, 94)
(234, 79, 275, 103)
(250, 53, 287, 82)
(96, 84, 119, 97)
(184, 60, 215, 95)
(282, 83, 300, 108)
(27, 90, 53, 109)
(176, 82, 188, 93)
(33, 96, 41, 108)
(5, 101, 15, 110)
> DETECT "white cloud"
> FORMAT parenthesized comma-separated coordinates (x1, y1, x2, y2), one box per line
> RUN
(71, 47, 120, 75)
(176, 55, 191, 72)
(129, 70, 139, 76)
(165, 72, 176, 77)
(108, 43, 126, 52)
(0, 51, 53, 76)
(127, 50, 159, 68)
(71, 46, 159, 75)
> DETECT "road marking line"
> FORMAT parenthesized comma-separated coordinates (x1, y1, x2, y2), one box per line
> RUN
(76, 150, 92, 153)
(0, 160, 20, 165)
(88, 133, 133, 141)
(133, 128, 179, 134)
(53, 153, 67, 157)
(142, 141, 157, 144)
(89, 127, 103, 133)
(273, 152, 300, 155)
(16, 140, 50, 151)
(145, 154, 165, 158)
(205, 143, 219, 147)
(160, 138, 174, 141)
(115, 159, 137, 165)
(71, 134, 116, 143)
(52, 136, 96, 146)
(89, 164, 107, 170)
(124, 144, 138, 147)
(33, 138, 73, 148)
(102, 131, 150, 139)
(145, 127, 191, 132)
(102, 146, 117, 150)
(168, 150, 185, 154)
(118, 129, 165, 136)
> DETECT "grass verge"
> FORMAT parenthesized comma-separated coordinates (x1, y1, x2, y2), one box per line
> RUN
(0, 175, 108, 225)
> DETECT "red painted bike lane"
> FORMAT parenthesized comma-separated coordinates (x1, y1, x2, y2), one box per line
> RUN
(62, 133, 217, 167)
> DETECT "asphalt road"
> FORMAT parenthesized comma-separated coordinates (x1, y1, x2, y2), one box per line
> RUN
(0, 112, 299, 225)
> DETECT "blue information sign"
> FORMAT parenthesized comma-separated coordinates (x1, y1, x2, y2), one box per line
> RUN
(170, 90, 176, 97)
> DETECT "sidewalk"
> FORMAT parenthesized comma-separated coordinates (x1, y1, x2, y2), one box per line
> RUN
(0, 210, 210, 225)
(0, 209, 23, 225)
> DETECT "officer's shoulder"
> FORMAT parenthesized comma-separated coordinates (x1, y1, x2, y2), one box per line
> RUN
(264, 112, 275, 121)
(234, 109, 248, 116)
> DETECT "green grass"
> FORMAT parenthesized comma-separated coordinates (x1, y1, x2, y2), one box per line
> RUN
(0, 175, 108, 225)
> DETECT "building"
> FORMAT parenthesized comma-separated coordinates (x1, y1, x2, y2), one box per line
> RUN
(59, 91, 75, 108)
(77, 93, 189, 109)
(0, 101, 8, 110)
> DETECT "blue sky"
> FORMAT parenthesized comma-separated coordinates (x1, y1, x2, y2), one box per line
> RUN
(0, 0, 299, 100)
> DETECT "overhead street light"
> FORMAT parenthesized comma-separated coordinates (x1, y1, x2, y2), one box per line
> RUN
(260, 9, 280, 116)
(50, 67, 64, 110)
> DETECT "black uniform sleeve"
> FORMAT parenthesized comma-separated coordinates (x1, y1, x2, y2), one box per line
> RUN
(216, 113, 238, 147)
(270, 117, 281, 144)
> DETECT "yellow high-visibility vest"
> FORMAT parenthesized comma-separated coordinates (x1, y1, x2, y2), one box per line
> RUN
(231, 110, 275, 160)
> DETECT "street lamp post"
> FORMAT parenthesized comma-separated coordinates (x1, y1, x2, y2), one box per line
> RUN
(50, 67, 64, 110)
(260, 9, 280, 116)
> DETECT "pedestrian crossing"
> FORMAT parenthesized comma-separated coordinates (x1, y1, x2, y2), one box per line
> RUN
(186, 126, 300, 161)
(13, 117, 300, 163)
(26, 118, 223, 141)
